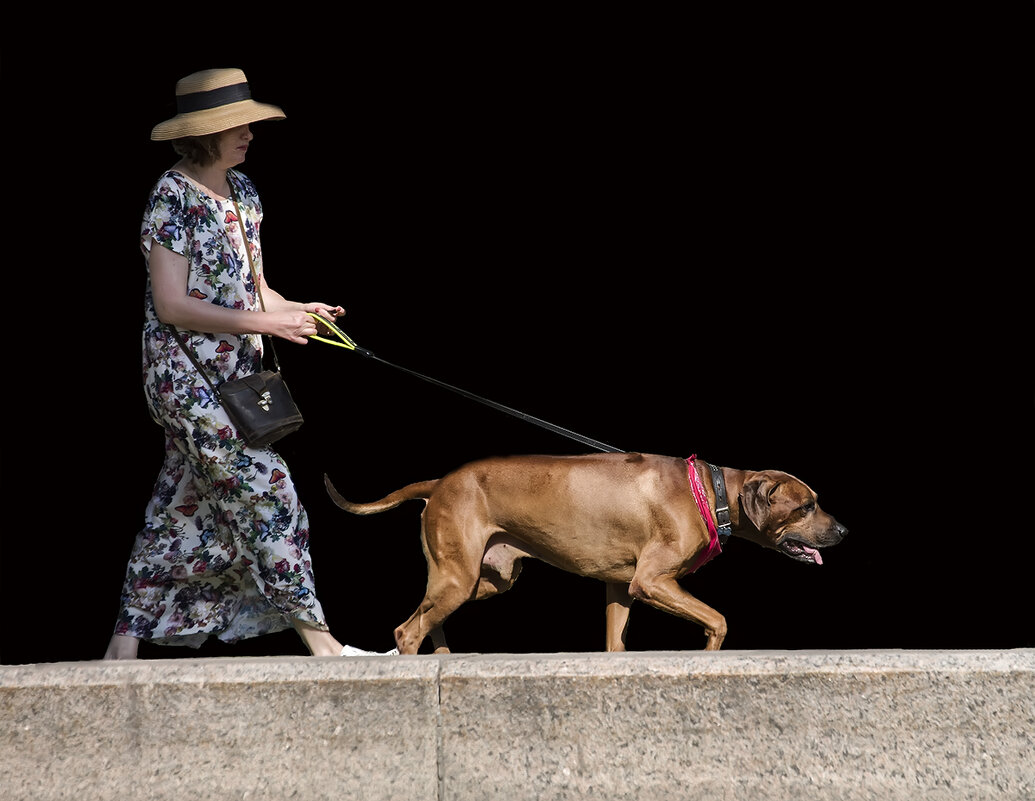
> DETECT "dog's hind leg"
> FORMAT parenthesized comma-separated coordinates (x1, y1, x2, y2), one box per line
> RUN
(394, 530, 485, 654)
(395, 564, 484, 654)
(428, 626, 449, 654)
(394, 582, 469, 655)
(605, 583, 633, 652)
(400, 558, 521, 654)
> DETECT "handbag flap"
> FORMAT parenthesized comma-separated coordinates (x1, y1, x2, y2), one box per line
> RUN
(236, 373, 270, 395)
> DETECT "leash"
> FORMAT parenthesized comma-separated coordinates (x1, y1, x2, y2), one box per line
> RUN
(306, 314, 624, 453)
(309, 314, 735, 565)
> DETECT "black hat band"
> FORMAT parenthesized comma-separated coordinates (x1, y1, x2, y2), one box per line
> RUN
(177, 82, 252, 115)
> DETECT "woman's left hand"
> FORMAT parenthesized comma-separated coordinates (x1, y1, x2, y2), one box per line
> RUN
(305, 303, 344, 323)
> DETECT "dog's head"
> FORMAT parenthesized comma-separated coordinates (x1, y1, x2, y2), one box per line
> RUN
(737, 470, 847, 564)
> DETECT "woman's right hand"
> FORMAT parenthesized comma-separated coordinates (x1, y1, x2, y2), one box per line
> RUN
(263, 310, 320, 344)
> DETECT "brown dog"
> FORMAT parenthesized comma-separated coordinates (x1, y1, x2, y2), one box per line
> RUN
(325, 452, 846, 654)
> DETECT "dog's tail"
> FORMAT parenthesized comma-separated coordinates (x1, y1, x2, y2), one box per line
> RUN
(324, 474, 439, 515)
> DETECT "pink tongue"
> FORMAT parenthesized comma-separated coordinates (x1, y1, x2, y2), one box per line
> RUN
(804, 545, 823, 565)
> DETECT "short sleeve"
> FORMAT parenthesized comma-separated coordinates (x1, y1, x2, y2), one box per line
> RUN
(141, 174, 189, 257)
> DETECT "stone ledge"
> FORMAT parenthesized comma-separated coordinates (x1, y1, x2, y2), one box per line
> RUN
(2, 649, 1033, 800)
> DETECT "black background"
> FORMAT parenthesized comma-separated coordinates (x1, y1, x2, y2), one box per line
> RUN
(3, 11, 1030, 664)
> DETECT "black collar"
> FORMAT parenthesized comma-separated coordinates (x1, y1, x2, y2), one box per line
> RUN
(704, 462, 733, 544)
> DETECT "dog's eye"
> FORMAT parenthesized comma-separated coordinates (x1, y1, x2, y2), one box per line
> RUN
(798, 502, 816, 515)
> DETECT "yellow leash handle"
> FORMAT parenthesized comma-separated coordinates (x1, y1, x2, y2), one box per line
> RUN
(306, 313, 376, 358)
(306, 313, 359, 350)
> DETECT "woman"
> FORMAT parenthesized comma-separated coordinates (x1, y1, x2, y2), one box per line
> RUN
(104, 68, 393, 659)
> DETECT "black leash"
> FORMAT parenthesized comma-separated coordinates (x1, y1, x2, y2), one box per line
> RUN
(308, 315, 623, 453)
(383, 350, 735, 538)
(367, 350, 623, 453)
(309, 316, 736, 537)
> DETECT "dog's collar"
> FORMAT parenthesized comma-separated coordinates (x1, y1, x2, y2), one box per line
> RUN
(685, 455, 731, 572)
(705, 461, 733, 544)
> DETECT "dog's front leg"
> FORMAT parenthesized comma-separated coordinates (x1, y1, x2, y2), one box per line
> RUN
(605, 583, 633, 651)
(628, 572, 727, 650)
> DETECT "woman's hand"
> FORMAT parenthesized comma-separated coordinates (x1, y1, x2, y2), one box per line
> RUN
(303, 302, 345, 323)
(298, 303, 344, 341)
(264, 305, 345, 344)
(263, 310, 324, 345)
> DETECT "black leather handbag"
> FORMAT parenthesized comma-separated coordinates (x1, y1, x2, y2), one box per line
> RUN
(212, 368, 304, 447)
(172, 331, 304, 448)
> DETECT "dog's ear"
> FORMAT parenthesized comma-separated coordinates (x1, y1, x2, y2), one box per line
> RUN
(740, 477, 782, 532)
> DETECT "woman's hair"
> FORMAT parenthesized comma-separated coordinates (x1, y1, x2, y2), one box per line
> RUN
(171, 134, 222, 166)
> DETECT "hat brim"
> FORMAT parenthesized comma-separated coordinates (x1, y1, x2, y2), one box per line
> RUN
(151, 99, 286, 141)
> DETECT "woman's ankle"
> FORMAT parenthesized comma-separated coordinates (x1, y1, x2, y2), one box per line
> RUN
(291, 620, 343, 657)
(104, 634, 140, 660)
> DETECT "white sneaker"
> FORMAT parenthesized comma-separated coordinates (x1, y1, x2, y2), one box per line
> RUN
(341, 645, 399, 657)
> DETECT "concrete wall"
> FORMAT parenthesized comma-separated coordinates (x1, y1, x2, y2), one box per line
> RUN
(2, 649, 1032, 800)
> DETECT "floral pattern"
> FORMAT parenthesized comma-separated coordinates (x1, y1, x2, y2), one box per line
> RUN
(112, 170, 327, 647)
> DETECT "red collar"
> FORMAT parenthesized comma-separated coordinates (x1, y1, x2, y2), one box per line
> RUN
(686, 455, 723, 572)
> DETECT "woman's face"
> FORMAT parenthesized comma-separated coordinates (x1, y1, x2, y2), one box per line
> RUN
(216, 125, 253, 167)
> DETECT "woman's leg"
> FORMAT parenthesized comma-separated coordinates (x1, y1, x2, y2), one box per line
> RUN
(291, 619, 345, 657)
(103, 634, 140, 660)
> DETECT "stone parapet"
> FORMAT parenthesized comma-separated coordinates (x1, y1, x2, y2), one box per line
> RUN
(2, 649, 1032, 800)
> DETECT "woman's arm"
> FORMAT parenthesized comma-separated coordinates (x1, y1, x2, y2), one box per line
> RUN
(149, 242, 335, 345)
(256, 270, 343, 323)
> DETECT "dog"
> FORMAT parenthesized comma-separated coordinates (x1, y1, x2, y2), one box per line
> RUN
(325, 452, 847, 654)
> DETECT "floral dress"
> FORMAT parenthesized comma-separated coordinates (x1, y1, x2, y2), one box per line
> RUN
(112, 169, 328, 647)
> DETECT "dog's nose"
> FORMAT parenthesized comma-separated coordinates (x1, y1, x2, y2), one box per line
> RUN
(836, 523, 848, 539)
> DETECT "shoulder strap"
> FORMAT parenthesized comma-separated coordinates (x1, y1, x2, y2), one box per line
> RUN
(171, 328, 220, 393)
(231, 186, 282, 373)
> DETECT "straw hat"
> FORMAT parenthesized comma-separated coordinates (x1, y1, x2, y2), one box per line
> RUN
(150, 68, 285, 141)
